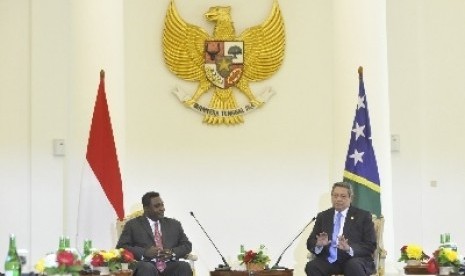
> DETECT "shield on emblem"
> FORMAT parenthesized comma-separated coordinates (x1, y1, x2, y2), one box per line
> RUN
(204, 41, 244, 88)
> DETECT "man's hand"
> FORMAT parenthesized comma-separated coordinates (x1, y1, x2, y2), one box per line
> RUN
(337, 235, 350, 252)
(144, 246, 173, 260)
(316, 232, 330, 247)
(143, 246, 161, 259)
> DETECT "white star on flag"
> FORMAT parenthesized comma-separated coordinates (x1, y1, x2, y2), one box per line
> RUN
(357, 95, 366, 110)
(352, 122, 366, 141)
(349, 149, 365, 166)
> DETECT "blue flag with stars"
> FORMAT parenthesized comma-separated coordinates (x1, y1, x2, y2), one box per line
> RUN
(343, 67, 381, 217)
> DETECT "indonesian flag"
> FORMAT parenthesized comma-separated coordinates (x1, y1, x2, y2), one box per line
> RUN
(77, 70, 124, 249)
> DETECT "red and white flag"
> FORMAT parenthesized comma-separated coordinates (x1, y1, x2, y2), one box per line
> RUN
(77, 70, 124, 249)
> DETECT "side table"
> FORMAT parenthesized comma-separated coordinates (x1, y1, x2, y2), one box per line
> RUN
(211, 269, 293, 276)
(404, 264, 433, 275)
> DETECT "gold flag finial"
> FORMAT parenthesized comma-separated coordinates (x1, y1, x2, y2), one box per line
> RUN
(358, 66, 363, 79)
(100, 69, 105, 79)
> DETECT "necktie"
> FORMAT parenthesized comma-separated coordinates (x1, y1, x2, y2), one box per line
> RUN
(328, 212, 342, 263)
(154, 221, 167, 272)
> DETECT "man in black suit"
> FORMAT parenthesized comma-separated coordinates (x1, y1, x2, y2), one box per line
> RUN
(305, 182, 376, 276)
(117, 191, 193, 276)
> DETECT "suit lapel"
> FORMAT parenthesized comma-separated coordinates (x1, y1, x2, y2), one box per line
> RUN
(343, 207, 356, 234)
(325, 208, 336, 234)
(138, 216, 155, 243)
(159, 218, 166, 244)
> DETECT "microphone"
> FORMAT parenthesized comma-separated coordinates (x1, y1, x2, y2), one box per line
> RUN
(271, 216, 317, 270)
(190, 211, 231, 270)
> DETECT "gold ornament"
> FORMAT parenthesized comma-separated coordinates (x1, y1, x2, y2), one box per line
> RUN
(163, 0, 285, 125)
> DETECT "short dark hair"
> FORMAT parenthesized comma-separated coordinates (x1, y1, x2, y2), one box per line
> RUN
(331, 182, 353, 197)
(142, 191, 160, 207)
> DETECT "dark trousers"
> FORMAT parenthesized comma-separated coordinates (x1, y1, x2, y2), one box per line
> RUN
(305, 257, 374, 276)
(134, 260, 193, 276)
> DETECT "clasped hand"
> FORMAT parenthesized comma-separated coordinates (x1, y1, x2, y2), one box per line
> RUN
(316, 232, 350, 251)
(144, 246, 172, 261)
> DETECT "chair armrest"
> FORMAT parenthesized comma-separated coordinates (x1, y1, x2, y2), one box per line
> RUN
(181, 253, 198, 272)
(184, 253, 198, 261)
(307, 252, 313, 260)
(376, 248, 387, 276)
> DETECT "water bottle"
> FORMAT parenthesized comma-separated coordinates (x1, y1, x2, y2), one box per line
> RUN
(4, 234, 21, 276)
(446, 233, 458, 251)
(59, 235, 66, 251)
(83, 239, 93, 260)
(64, 236, 71, 249)
(443, 233, 452, 249)
(445, 233, 451, 245)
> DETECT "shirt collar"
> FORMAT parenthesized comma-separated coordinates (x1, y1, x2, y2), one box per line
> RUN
(335, 208, 349, 218)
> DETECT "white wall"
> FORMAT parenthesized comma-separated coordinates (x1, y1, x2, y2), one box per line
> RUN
(0, 0, 33, 264)
(1, 1, 465, 276)
(387, 0, 465, 273)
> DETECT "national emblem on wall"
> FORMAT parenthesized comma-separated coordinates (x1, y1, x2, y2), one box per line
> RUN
(163, 0, 286, 125)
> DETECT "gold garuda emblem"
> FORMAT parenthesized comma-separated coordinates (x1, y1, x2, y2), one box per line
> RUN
(163, 0, 285, 125)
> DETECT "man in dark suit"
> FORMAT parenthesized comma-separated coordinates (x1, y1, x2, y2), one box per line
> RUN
(117, 191, 193, 276)
(305, 182, 376, 276)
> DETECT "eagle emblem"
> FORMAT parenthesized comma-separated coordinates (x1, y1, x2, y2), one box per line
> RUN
(163, 0, 285, 125)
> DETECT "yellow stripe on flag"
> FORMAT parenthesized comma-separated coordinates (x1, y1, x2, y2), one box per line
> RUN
(343, 170, 381, 193)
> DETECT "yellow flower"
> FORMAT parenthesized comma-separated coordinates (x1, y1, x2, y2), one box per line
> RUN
(406, 244, 423, 260)
(34, 258, 45, 273)
(101, 250, 119, 262)
(444, 248, 458, 262)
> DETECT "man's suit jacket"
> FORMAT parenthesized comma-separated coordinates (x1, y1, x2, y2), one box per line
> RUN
(116, 215, 192, 261)
(307, 206, 376, 263)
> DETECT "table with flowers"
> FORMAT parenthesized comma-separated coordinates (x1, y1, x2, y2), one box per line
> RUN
(399, 244, 462, 276)
(34, 247, 135, 276)
(212, 245, 293, 276)
(210, 270, 293, 276)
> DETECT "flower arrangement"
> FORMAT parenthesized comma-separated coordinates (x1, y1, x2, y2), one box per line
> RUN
(34, 249, 83, 276)
(435, 248, 461, 267)
(118, 249, 136, 264)
(88, 249, 120, 272)
(238, 245, 271, 265)
(86, 249, 135, 272)
(398, 244, 429, 262)
(425, 247, 461, 274)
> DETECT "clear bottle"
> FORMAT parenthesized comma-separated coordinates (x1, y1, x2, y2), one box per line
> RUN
(4, 234, 21, 276)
